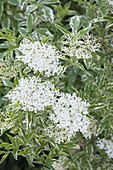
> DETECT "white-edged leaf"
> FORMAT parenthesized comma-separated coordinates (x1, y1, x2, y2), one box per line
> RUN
(70, 15, 80, 32)
(42, 6, 54, 22)
(38, 0, 60, 4)
(56, 24, 70, 34)
(27, 14, 33, 33)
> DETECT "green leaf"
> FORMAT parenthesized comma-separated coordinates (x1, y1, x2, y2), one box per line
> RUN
(0, 151, 6, 155)
(3, 45, 18, 56)
(12, 19, 18, 33)
(8, 0, 19, 5)
(23, 67, 32, 74)
(26, 155, 34, 167)
(0, 43, 9, 49)
(97, 123, 106, 134)
(2, 79, 14, 87)
(41, 36, 51, 43)
(19, 27, 28, 35)
(0, 142, 12, 150)
(38, 0, 60, 4)
(86, 144, 94, 155)
(74, 62, 92, 77)
(27, 14, 33, 33)
(56, 24, 70, 34)
(70, 15, 80, 32)
(14, 77, 19, 85)
(0, 2, 3, 17)
(14, 13, 24, 21)
(0, 151, 10, 164)
(79, 27, 94, 36)
(89, 103, 106, 110)
(26, 112, 32, 129)
(36, 28, 52, 37)
(84, 158, 93, 170)
(41, 6, 54, 22)
(108, 119, 113, 130)
(2, 17, 10, 28)
(7, 135, 19, 160)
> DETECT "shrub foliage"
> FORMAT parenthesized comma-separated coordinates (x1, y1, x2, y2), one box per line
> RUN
(0, 0, 113, 169)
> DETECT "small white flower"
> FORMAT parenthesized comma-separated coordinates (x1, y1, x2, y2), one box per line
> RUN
(45, 125, 73, 144)
(108, 0, 113, 6)
(16, 39, 62, 76)
(61, 33, 100, 59)
(7, 76, 94, 140)
(97, 138, 113, 158)
(50, 92, 94, 139)
(6, 76, 57, 112)
(52, 158, 66, 170)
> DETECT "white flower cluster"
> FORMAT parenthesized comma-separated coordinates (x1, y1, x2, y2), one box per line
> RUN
(45, 125, 73, 144)
(16, 39, 62, 76)
(6, 75, 94, 141)
(97, 138, 113, 158)
(50, 93, 93, 139)
(52, 159, 66, 170)
(6, 76, 57, 112)
(5, 36, 97, 143)
(0, 62, 20, 79)
(108, 0, 113, 6)
(61, 33, 100, 59)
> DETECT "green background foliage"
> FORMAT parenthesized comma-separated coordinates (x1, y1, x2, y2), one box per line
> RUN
(0, 0, 113, 169)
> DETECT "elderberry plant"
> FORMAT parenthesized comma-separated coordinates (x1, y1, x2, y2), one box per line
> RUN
(0, 0, 113, 170)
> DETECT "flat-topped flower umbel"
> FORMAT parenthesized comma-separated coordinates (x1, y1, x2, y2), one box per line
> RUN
(61, 33, 100, 59)
(6, 76, 95, 141)
(16, 39, 62, 76)
(6, 76, 57, 112)
(97, 138, 113, 158)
